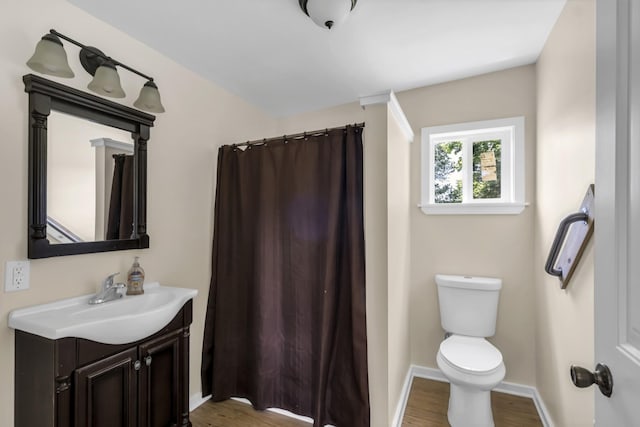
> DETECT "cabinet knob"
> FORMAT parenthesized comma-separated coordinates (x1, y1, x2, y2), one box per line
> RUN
(145, 355, 152, 366)
(134, 360, 141, 371)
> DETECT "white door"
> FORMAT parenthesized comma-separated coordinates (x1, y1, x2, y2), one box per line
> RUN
(595, 0, 640, 424)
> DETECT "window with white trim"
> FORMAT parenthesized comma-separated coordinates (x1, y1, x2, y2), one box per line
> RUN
(420, 117, 525, 215)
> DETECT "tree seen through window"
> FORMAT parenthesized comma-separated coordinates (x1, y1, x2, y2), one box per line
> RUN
(472, 140, 501, 200)
(434, 141, 462, 203)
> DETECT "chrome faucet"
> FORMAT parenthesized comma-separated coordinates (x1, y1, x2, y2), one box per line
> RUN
(89, 273, 126, 305)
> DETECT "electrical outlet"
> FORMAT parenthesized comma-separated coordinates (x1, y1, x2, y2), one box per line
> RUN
(5, 261, 30, 292)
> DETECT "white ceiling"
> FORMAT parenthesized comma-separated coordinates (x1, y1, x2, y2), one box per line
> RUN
(67, 0, 566, 117)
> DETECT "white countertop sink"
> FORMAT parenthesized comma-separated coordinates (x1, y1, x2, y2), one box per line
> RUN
(8, 283, 197, 344)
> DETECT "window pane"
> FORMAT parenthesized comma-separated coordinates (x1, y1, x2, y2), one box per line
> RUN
(434, 141, 462, 203)
(473, 140, 501, 199)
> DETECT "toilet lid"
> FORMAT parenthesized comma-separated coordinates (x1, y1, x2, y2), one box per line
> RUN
(439, 335, 503, 373)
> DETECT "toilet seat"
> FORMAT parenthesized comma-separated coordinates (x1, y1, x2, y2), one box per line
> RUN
(439, 335, 502, 375)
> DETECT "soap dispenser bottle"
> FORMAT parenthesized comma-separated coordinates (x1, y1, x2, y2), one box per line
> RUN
(126, 256, 145, 295)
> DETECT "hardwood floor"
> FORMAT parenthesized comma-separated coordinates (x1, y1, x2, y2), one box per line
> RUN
(401, 378, 542, 427)
(190, 399, 308, 427)
(190, 378, 542, 426)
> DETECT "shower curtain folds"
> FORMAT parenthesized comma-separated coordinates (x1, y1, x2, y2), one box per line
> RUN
(201, 124, 370, 427)
(106, 154, 134, 240)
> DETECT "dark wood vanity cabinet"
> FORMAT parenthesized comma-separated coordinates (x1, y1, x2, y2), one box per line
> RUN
(15, 301, 192, 427)
(138, 330, 183, 427)
(74, 347, 139, 427)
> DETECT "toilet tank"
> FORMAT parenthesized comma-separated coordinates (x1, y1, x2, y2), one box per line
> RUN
(435, 274, 502, 337)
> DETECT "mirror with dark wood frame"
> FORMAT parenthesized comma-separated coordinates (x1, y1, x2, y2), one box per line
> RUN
(24, 74, 155, 258)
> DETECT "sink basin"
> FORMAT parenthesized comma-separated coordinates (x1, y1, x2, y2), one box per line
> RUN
(8, 283, 197, 344)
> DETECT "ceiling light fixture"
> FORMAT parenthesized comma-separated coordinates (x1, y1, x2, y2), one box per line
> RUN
(26, 29, 165, 113)
(299, 0, 358, 30)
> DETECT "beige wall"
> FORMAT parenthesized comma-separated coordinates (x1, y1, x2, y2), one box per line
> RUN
(277, 102, 364, 135)
(534, 0, 596, 425)
(0, 1, 276, 425)
(385, 110, 412, 424)
(399, 65, 538, 386)
(362, 104, 391, 427)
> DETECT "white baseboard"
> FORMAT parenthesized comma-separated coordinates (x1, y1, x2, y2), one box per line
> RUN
(189, 393, 211, 412)
(391, 368, 414, 427)
(232, 398, 314, 424)
(395, 365, 554, 427)
(532, 388, 554, 427)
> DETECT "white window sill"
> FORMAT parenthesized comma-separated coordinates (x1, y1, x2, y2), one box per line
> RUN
(419, 202, 527, 215)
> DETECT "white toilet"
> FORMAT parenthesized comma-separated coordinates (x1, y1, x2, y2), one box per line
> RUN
(435, 274, 505, 427)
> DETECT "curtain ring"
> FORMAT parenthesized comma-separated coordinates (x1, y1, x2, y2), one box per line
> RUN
(325, 128, 329, 136)
(283, 135, 288, 144)
(304, 131, 308, 140)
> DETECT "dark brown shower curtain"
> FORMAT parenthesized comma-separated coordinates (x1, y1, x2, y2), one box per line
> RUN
(106, 154, 134, 240)
(201, 125, 370, 427)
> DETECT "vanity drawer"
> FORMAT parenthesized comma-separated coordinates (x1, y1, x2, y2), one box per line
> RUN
(75, 300, 190, 366)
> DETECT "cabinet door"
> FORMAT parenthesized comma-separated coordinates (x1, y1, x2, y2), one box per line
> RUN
(138, 330, 182, 427)
(74, 347, 138, 427)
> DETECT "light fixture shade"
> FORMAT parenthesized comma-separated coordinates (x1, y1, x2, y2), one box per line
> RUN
(302, 0, 357, 29)
(134, 81, 165, 113)
(87, 61, 126, 98)
(26, 34, 74, 78)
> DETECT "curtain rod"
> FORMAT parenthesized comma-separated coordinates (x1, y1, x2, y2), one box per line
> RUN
(231, 122, 365, 148)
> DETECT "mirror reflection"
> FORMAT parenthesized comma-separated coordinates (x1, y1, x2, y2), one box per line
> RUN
(47, 111, 134, 244)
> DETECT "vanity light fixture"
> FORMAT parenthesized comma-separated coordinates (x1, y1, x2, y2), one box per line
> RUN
(26, 29, 165, 113)
(299, 0, 358, 30)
